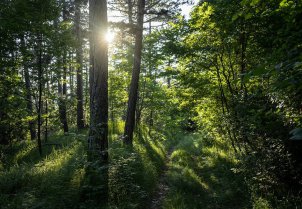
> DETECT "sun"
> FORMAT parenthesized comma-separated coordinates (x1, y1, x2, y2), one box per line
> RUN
(105, 30, 115, 43)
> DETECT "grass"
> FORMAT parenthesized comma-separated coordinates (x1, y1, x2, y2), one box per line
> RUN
(0, 124, 257, 209)
(108, 125, 170, 209)
(0, 130, 87, 209)
(163, 132, 252, 209)
(0, 123, 172, 209)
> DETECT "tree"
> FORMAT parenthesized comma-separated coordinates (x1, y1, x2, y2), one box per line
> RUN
(58, 0, 69, 133)
(75, 0, 85, 129)
(123, 0, 145, 145)
(20, 36, 37, 141)
(89, 0, 109, 161)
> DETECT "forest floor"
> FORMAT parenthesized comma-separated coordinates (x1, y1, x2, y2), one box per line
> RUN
(155, 133, 252, 209)
(149, 147, 174, 209)
(0, 129, 252, 209)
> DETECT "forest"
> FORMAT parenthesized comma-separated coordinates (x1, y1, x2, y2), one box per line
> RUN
(0, 0, 302, 208)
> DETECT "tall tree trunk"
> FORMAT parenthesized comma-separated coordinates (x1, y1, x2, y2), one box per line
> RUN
(58, 0, 69, 133)
(58, 55, 69, 133)
(21, 36, 36, 140)
(127, 0, 133, 24)
(85, 66, 89, 124)
(124, 0, 145, 145)
(75, 0, 85, 129)
(69, 53, 74, 94)
(89, 0, 109, 161)
(86, 0, 109, 204)
(37, 34, 43, 155)
(44, 67, 49, 142)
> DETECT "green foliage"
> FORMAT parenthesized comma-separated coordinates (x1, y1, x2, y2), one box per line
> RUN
(0, 70, 27, 144)
(252, 197, 272, 209)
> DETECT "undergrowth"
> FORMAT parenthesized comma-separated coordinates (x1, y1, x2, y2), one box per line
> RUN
(2, 123, 289, 209)
(0, 123, 175, 209)
(107, 124, 175, 209)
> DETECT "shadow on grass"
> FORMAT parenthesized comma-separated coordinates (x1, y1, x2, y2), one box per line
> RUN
(1, 131, 87, 169)
(137, 128, 166, 168)
(0, 133, 88, 209)
(107, 126, 168, 209)
(163, 134, 252, 209)
(108, 144, 147, 209)
(79, 156, 109, 209)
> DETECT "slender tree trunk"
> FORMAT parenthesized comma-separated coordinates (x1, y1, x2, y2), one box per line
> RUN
(89, 0, 109, 161)
(148, 20, 154, 132)
(124, 0, 145, 145)
(21, 37, 36, 140)
(135, 19, 151, 126)
(85, 66, 89, 125)
(44, 67, 49, 142)
(58, 60, 69, 133)
(69, 53, 74, 94)
(63, 55, 68, 132)
(215, 62, 239, 153)
(37, 34, 43, 155)
(239, 21, 248, 94)
(167, 60, 171, 88)
(89, 0, 94, 130)
(75, 0, 85, 129)
(127, 0, 133, 24)
(111, 98, 115, 134)
(58, 1, 69, 133)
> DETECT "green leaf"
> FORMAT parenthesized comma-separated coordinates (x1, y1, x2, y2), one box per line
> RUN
(245, 13, 253, 20)
(250, 0, 260, 6)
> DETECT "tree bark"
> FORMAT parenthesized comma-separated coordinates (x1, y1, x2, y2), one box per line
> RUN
(44, 66, 49, 142)
(127, 0, 133, 24)
(58, 57, 69, 133)
(58, 0, 69, 133)
(75, 0, 85, 129)
(37, 34, 43, 156)
(124, 0, 145, 145)
(21, 36, 36, 140)
(89, 0, 109, 161)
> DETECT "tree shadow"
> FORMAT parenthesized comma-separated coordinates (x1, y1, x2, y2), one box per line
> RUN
(79, 156, 109, 209)
(165, 134, 252, 209)
(0, 139, 88, 209)
(3, 133, 82, 168)
(136, 127, 166, 168)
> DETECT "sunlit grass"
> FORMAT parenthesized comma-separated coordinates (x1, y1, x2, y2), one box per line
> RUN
(1, 124, 249, 209)
(13, 142, 36, 164)
(0, 132, 87, 209)
(163, 133, 251, 209)
(108, 124, 171, 209)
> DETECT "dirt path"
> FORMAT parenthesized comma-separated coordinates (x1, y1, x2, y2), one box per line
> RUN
(149, 148, 174, 209)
